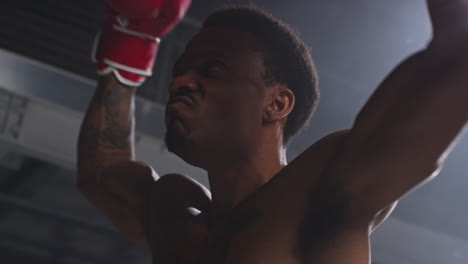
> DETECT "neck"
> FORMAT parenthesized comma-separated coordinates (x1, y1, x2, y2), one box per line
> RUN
(205, 139, 288, 221)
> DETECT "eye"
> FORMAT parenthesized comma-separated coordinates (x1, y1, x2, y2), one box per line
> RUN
(201, 61, 225, 77)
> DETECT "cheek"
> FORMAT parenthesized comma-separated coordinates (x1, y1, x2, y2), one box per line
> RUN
(198, 101, 245, 134)
(196, 88, 263, 138)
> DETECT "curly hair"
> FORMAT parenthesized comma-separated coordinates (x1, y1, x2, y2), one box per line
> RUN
(203, 5, 320, 146)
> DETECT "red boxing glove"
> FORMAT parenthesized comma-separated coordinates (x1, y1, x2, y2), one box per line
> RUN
(94, 0, 191, 86)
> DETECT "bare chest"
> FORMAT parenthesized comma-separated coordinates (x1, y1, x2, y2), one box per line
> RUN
(151, 132, 370, 264)
(152, 188, 311, 264)
(153, 179, 358, 262)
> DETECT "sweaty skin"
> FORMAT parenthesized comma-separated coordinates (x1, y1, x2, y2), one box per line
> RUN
(78, 1, 468, 263)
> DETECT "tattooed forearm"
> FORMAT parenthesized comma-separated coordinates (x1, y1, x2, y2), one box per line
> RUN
(82, 79, 134, 148)
(78, 75, 137, 178)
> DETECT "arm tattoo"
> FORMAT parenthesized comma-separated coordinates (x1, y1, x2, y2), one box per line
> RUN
(78, 81, 135, 171)
(80, 82, 134, 149)
(101, 83, 133, 149)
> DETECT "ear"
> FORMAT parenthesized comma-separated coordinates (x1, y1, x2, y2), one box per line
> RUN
(263, 85, 295, 123)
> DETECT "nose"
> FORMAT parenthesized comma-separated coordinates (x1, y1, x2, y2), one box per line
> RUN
(169, 72, 199, 96)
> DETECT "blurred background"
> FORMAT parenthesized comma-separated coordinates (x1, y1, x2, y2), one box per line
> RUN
(0, 0, 467, 263)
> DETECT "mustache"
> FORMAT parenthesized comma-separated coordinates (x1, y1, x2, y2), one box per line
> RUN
(168, 89, 198, 105)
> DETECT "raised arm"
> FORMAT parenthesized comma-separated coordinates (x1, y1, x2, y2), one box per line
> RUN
(319, 0, 468, 225)
(76, 0, 192, 245)
(77, 75, 156, 245)
(77, 75, 137, 186)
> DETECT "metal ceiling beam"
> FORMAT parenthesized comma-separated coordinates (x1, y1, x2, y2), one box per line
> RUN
(0, 159, 40, 194)
(0, 193, 118, 236)
(0, 232, 125, 264)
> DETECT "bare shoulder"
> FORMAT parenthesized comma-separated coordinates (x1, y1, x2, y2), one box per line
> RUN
(315, 129, 350, 144)
(147, 172, 212, 218)
(99, 162, 212, 247)
(156, 173, 211, 200)
(256, 129, 353, 206)
(295, 130, 398, 231)
(143, 173, 212, 257)
(290, 129, 351, 166)
(82, 160, 159, 246)
(101, 160, 159, 188)
(308, 129, 351, 152)
(99, 161, 159, 210)
(305, 131, 398, 227)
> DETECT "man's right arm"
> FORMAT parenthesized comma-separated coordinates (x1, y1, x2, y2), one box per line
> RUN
(76, 0, 192, 245)
(77, 74, 157, 245)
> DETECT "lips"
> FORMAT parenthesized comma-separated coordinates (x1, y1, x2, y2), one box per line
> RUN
(168, 95, 195, 107)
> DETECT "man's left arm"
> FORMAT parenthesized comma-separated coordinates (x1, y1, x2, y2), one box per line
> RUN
(325, 0, 468, 225)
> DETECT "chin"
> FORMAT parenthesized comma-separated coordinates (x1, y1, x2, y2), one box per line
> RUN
(166, 131, 212, 170)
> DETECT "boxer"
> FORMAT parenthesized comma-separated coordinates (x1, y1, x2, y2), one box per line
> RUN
(77, 0, 468, 263)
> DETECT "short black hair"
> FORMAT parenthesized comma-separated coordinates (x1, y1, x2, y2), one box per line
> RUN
(203, 5, 319, 146)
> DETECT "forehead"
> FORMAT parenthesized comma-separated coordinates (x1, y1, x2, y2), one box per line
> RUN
(181, 26, 266, 64)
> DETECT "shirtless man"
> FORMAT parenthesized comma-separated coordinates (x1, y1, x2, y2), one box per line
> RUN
(77, 0, 468, 263)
